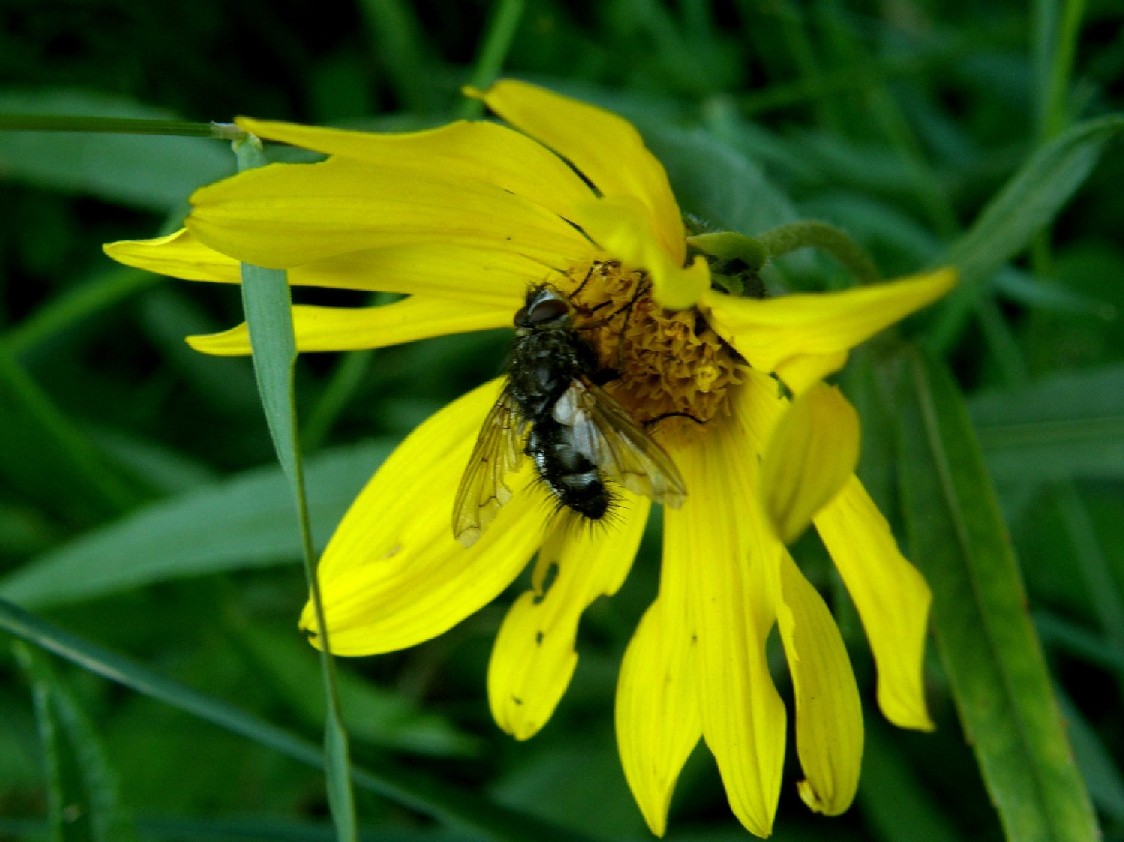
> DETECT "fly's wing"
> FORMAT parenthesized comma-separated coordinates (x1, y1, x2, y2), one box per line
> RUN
(555, 380, 687, 508)
(452, 389, 526, 547)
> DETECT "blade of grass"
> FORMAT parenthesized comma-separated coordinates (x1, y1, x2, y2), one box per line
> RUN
(970, 365, 1124, 485)
(0, 339, 140, 518)
(13, 641, 138, 842)
(5, 268, 160, 360)
(0, 440, 391, 610)
(356, 0, 440, 114)
(301, 350, 376, 452)
(231, 135, 356, 842)
(928, 114, 1124, 353)
(0, 599, 593, 842)
(858, 717, 964, 842)
(890, 344, 1100, 842)
(0, 98, 237, 209)
(1055, 685, 1124, 824)
(458, 0, 525, 119)
(1035, 0, 1087, 140)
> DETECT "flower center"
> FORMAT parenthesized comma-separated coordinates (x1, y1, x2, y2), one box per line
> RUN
(563, 258, 744, 445)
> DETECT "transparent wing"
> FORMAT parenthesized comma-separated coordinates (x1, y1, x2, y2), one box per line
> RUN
(555, 380, 687, 508)
(452, 388, 526, 547)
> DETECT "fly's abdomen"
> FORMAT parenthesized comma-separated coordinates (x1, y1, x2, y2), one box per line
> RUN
(526, 420, 611, 520)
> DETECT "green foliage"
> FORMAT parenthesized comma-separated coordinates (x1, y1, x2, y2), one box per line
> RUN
(2, 1, 1122, 841)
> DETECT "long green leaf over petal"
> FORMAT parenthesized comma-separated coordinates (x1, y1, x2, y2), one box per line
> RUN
(890, 344, 1099, 842)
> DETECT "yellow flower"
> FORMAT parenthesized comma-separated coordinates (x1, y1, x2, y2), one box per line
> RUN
(105, 80, 954, 838)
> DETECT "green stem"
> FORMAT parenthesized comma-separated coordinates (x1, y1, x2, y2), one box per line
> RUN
(302, 349, 376, 453)
(0, 114, 243, 139)
(459, 0, 526, 118)
(0, 340, 138, 515)
(755, 220, 882, 285)
(6, 268, 160, 360)
(1040, 0, 1087, 141)
(0, 599, 594, 842)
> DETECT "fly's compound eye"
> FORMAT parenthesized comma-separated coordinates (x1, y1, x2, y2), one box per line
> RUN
(527, 297, 570, 323)
(515, 287, 571, 327)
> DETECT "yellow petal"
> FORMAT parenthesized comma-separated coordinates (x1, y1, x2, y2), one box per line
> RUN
(759, 382, 859, 544)
(104, 229, 240, 283)
(703, 267, 957, 393)
(577, 196, 710, 310)
(187, 155, 589, 269)
(489, 497, 650, 740)
(814, 477, 934, 730)
(616, 601, 701, 837)
(108, 228, 551, 309)
(237, 117, 596, 223)
(469, 80, 687, 263)
(667, 415, 786, 838)
(187, 298, 512, 356)
(774, 553, 863, 815)
(301, 379, 544, 655)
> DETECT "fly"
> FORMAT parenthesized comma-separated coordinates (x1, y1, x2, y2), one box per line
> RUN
(453, 282, 686, 547)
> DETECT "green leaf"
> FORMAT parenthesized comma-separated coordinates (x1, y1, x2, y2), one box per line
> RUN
(0, 440, 392, 609)
(1055, 687, 1124, 824)
(858, 719, 965, 842)
(232, 137, 357, 842)
(0, 599, 594, 842)
(641, 124, 800, 235)
(235, 624, 481, 758)
(13, 642, 138, 842)
(890, 345, 1100, 842)
(0, 89, 233, 210)
(0, 339, 142, 521)
(970, 364, 1124, 485)
(931, 114, 1124, 350)
(947, 115, 1124, 287)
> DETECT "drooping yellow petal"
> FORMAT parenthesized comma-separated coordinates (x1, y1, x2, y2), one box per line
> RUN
(616, 601, 701, 837)
(577, 196, 710, 310)
(187, 155, 590, 269)
(667, 413, 786, 838)
(188, 298, 512, 356)
(104, 229, 241, 283)
(301, 379, 544, 655)
(236, 117, 596, 223)
(469, 79, 686, 263)
(773, 553, 863, 815)
(759, 382, 859, 544)
(703, 267, 957, 393)
(814, 478, 934, 730)
(107, 228, 552, 308)
(489, 497, 650, 740)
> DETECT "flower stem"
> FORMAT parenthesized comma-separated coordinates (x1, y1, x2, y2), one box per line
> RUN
(756, 220, 882, 285)
(460, 0, 526, 118)
(0, 114, 244, 140)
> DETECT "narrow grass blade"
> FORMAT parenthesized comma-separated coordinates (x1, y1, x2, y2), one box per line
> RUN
(0, 90, 233, 209)
(858, 718, 964, 842)
(0, 599, 593, 842)
(969, 363, 1124, 485)
(890, 345, 1100, 842)
(13, 642, 138, 842)
(930, 114, 1124, 351)
(232, 136, 356, 842)
(0, 340, 140, 520)
(0, 441, 391, 609)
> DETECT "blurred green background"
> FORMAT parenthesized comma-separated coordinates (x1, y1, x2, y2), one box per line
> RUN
(1, 1, 1122, 840)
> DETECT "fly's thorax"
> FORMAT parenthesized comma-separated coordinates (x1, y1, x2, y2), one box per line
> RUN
(507, 317, 595, 420)
(562, 259, 745, 446)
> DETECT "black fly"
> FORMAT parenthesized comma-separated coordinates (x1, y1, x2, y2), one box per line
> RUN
(453, 283, 686, 547)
